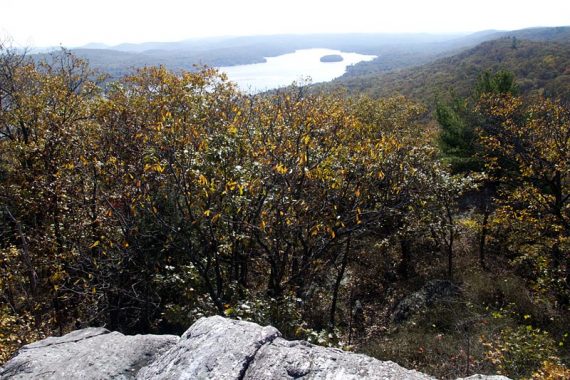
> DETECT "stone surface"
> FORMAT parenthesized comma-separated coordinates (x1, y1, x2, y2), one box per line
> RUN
(1, 316, 509, 380)
(0, 327, 178, 379)
(137, 316, 281, 380)
(392, 279, 461, 323)
(244, 337, 433, 379)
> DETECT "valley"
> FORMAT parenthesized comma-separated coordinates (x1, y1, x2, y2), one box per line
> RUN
(3, 17, 570, 380)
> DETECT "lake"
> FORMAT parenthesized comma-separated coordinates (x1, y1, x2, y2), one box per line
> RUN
(218, 48, 376, 92)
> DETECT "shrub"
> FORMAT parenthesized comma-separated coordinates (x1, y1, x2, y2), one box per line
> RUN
(483, 324, 559, 378)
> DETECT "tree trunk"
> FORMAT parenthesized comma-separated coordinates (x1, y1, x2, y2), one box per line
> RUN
(479, 207, 490, 269)
(398, 236, 411, 279)
(447, 239, 454, 280)
(5, 207, 37, 296)
(329, 237, 350, 331)
(446, 205, 454, 280)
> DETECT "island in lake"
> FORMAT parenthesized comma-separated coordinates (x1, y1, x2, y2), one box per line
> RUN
(320, 54, 343, 62)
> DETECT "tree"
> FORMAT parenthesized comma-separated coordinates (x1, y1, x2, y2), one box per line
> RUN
(475, 70, 519, 98)
(0, 48, 107, 356)
(436, 98, 482, 173)
(436, 70, 519, 173)
(478, 94, 570, 304)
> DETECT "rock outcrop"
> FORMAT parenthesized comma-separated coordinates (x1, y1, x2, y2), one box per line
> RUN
(391, 280, 461, 323)
(1, 316, 509, 380)
(0, 327, 178, 379)
(137, 317, 281, 379)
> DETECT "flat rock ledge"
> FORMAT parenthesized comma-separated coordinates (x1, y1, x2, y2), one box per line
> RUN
(1, 316, 510, 380)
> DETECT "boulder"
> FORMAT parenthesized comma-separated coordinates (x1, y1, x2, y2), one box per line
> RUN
(392, 279, 461, 323)
(1, 316, 509, 380)
(138, 315, 432, 380)
(0, 327, 178, 379)
(137, 316, 281, 380)
(244, 337, 433, 379)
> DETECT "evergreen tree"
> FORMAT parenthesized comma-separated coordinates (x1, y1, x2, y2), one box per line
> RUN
(436, 70, 519, 173)
(436, 99, 481, 172)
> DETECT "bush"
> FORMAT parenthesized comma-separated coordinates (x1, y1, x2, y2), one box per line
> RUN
(531, 360, 570, 380)
(483, 324, 559, 378)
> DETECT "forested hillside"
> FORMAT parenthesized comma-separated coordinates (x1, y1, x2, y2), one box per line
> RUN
(1, 35, 570, 380)
(333, 37, 570, 103)
(339, 26, 570, 80)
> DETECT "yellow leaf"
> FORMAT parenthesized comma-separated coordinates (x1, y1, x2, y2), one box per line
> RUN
(198, 174, 208, 186)
(275, 164, 288, 174)
(310, 226, 319, 236)
(90, 240, 100, 248)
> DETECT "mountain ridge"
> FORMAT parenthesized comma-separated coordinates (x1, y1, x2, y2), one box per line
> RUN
(331, 30, 570, 103)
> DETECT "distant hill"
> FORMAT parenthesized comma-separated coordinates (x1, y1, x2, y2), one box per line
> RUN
(499, 26, 570, 42)
(34, 26, 570, 87)
(80, 43, 110, 49)
(339, 26, 570, 79)
(331, 29, 570, 104)
(93, 33, 469, 54)
(36, 33, 472, 79)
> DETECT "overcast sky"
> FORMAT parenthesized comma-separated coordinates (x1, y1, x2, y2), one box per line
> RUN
(2, 0, 570, 47)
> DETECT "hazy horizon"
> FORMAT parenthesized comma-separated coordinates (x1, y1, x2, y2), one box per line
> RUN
(2, 0, 570, 48)
(78, 31, 471, 49)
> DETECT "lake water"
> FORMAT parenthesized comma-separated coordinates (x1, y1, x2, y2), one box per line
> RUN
(218, 48, 376, 93)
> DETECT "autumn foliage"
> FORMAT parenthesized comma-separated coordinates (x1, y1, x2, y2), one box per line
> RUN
(1, 46, 569, 378)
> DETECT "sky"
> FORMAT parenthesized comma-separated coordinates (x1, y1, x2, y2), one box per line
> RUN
(1, 0, 570, 47)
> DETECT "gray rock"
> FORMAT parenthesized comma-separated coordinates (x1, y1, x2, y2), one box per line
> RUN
(136, 315, 281, 380)
(2, 316, 509, 380)
(456, 376, 511, 380)
(244, 337, 434, 379)
(0, 327, 178, 380)
(392, 280, 461, 323)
